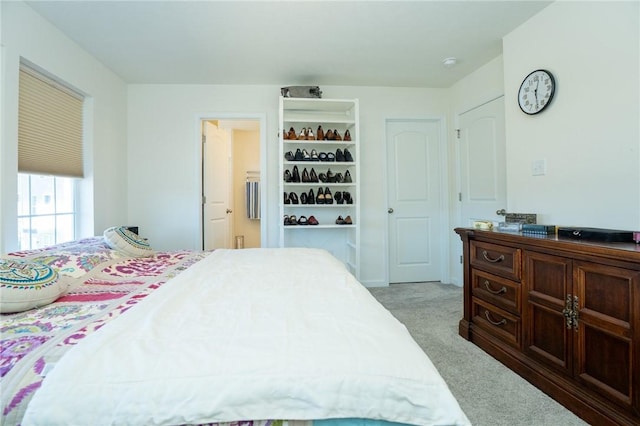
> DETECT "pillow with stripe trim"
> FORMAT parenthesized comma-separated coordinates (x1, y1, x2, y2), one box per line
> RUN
(103, 226, 154, 258)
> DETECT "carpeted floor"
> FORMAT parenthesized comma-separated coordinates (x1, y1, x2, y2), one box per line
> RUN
(368, 282, 589, 426)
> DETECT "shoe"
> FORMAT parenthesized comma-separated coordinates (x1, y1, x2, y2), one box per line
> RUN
(307, 129, 315, 140)
(334, 172, 344, 183)
(324, 187, 333, 204)
(300, 192, 308, 204)
(325, 129, 335, 140)
(307, 188, 315, 204)
(334, 130, 342, 141)
(344, 215, 353, 225)
(336, 149, 345, 162)
(302, 149, 311, 161)
(285, 151, 294, 161)
(344, 148, 354, 162)
(287, 127, 297, 140)
(335, 191, 343, 204)
(308, 215, 319, 225)
(326, 169, 335, 183)
(344, 130, 352, 141)
(343, 191, 353, 204)
(284, 215, 290, 225)
(326, 152, 335, 162)
(318, 172, 328, 183)
(344, 170, 352, 183)
(302, 168, 310, 183)
(288, 215, 298, 225)
(298, 129, 306, 140)
(297, 215, 308, 225)
(284, 170, 293, 182)
(292, 165, 300, 182)
(335, 215, 345, 225)
(317, 126, 325, 141)
(316, 187, 325, 204)
(319, 152, 328, 162)
(289, 192, 299, 204)
(294, 148, 303, 161)
(284, 192, 290, 204)
(310, 168, 319, 182)
(310, 149, 319, 161)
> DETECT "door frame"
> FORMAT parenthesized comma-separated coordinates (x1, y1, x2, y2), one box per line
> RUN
(383, 116, 451, 285)
(196, 112, 267, 250)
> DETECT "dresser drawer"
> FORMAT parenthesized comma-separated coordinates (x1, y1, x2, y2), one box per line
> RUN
(470, 240, 521, 280)
(472, 298, 521, 348)
(471, 269, 521, 315)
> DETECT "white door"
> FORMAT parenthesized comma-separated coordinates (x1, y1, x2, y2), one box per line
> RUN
(202, 121, 233, 250)
(387, 119, 442, 283)
(458, 97, 507, 226)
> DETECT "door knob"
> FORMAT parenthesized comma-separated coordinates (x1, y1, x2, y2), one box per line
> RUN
(496, 209, 506, 216)
(388, 208, 394, 214)
(226, 209, 233, 214)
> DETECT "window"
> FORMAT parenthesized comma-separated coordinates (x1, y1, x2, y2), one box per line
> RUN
(17, 174, 76, 250)
(17, 62, 84, 249)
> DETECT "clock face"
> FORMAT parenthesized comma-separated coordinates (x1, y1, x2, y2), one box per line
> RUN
(518, 69, 555, 115)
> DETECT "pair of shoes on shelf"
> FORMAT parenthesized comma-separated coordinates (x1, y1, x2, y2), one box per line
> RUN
(284, 214, 297, 225)
(284, 166, 301, 183)
(335, 148, 354, 162)
(324, 129, 342, 141)
(301, 168, 319, 183)
(335, 215, 353, 225)
(284, 127, 297, 140)
(297, 128, 316, 141)
(334, 191, 353, 205)
(316, 187, 333, 204)
(284, 192, 299, 204)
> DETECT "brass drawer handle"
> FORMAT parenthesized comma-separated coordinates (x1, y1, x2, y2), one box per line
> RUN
(484, 311, 507, 326)
(482, 250, 505, 263)
(484, 280, 507, 295)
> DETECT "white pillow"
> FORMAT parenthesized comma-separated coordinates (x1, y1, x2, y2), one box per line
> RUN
(0, 259, 69, 313)
(103, 226, 154, 257)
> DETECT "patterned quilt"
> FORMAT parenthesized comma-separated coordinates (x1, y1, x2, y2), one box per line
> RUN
(1, 237, 213, 425)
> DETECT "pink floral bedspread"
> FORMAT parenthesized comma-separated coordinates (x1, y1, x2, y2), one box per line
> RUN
(1, 237, 210, 424)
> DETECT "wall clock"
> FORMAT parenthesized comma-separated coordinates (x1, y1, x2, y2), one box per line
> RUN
(518, 69, 555, 115)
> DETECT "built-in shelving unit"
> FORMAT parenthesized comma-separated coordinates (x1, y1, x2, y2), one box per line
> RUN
(278, 96, 360, 278)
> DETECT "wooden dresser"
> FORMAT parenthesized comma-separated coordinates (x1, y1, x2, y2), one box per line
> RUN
(455, 228, 640, 425)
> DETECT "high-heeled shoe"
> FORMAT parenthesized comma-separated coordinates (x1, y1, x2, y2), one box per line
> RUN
(285, 151, 294, 161)
(310, 168, 319, 182)
(297, 215, 308, 225)
(334, 172, 344, 183)
(294, 148, 303, 161)
(344, 148, 354, 162)
(343, 191, 353, 204)
(335, 215, 345, 225)
(307, 129, 315, 141)
(300, 192, 308, 204)
(284, 170, 293, 182)
(288, 215, 298, 225)
(324, 187, 333, 204)
(302, 149, 311, 161)
(298, 128, 306, 140)
(325, 129, 335, 140)
(344, 215, 353, 225)
(344, 130, 352, 141)
(318, 172, 328, 183)
(344, 170, 352, 183)
(308, 215, 319, 225)
(287, 127, 297, 140)
(316, 187, 325, 204)
(289, 192, 299, 204)
(310, 149, 319, 161)
(292, 165, 300, 183)
(316, 126, 325, 141)
(284, 215, 290, 225)
(307, 188, 315, 204)
(284, 192, 290, 204)
(301, 168, 310, 183)
(336, 149, 345, 162)
(334, 130, 342, 141)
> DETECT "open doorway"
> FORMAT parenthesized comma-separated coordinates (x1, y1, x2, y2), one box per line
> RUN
(200, 115, 266, 250)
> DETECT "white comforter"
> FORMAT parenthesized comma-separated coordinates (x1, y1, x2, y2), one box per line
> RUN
(23, 248, 470, 426)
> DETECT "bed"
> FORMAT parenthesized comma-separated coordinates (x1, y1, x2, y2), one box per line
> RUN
(1, 227, 470, 426)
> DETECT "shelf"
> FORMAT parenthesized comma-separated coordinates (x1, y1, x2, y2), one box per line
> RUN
(284, 225, 356, 229)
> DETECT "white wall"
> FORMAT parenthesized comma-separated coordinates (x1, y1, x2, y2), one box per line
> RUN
(127, 84, 448, 286)
(503, 0, 639, 229)
(0, 1, 128, 252)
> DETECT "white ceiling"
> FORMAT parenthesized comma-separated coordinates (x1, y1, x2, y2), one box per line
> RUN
(25, 0, 553, 88)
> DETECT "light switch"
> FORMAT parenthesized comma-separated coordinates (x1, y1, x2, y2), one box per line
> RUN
(532, 159, 547, 176)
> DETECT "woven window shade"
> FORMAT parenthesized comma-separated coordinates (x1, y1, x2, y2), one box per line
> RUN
(18, 66, 84, 178)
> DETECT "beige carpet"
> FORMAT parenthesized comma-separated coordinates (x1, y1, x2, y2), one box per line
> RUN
(368, 282, 589, 426)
